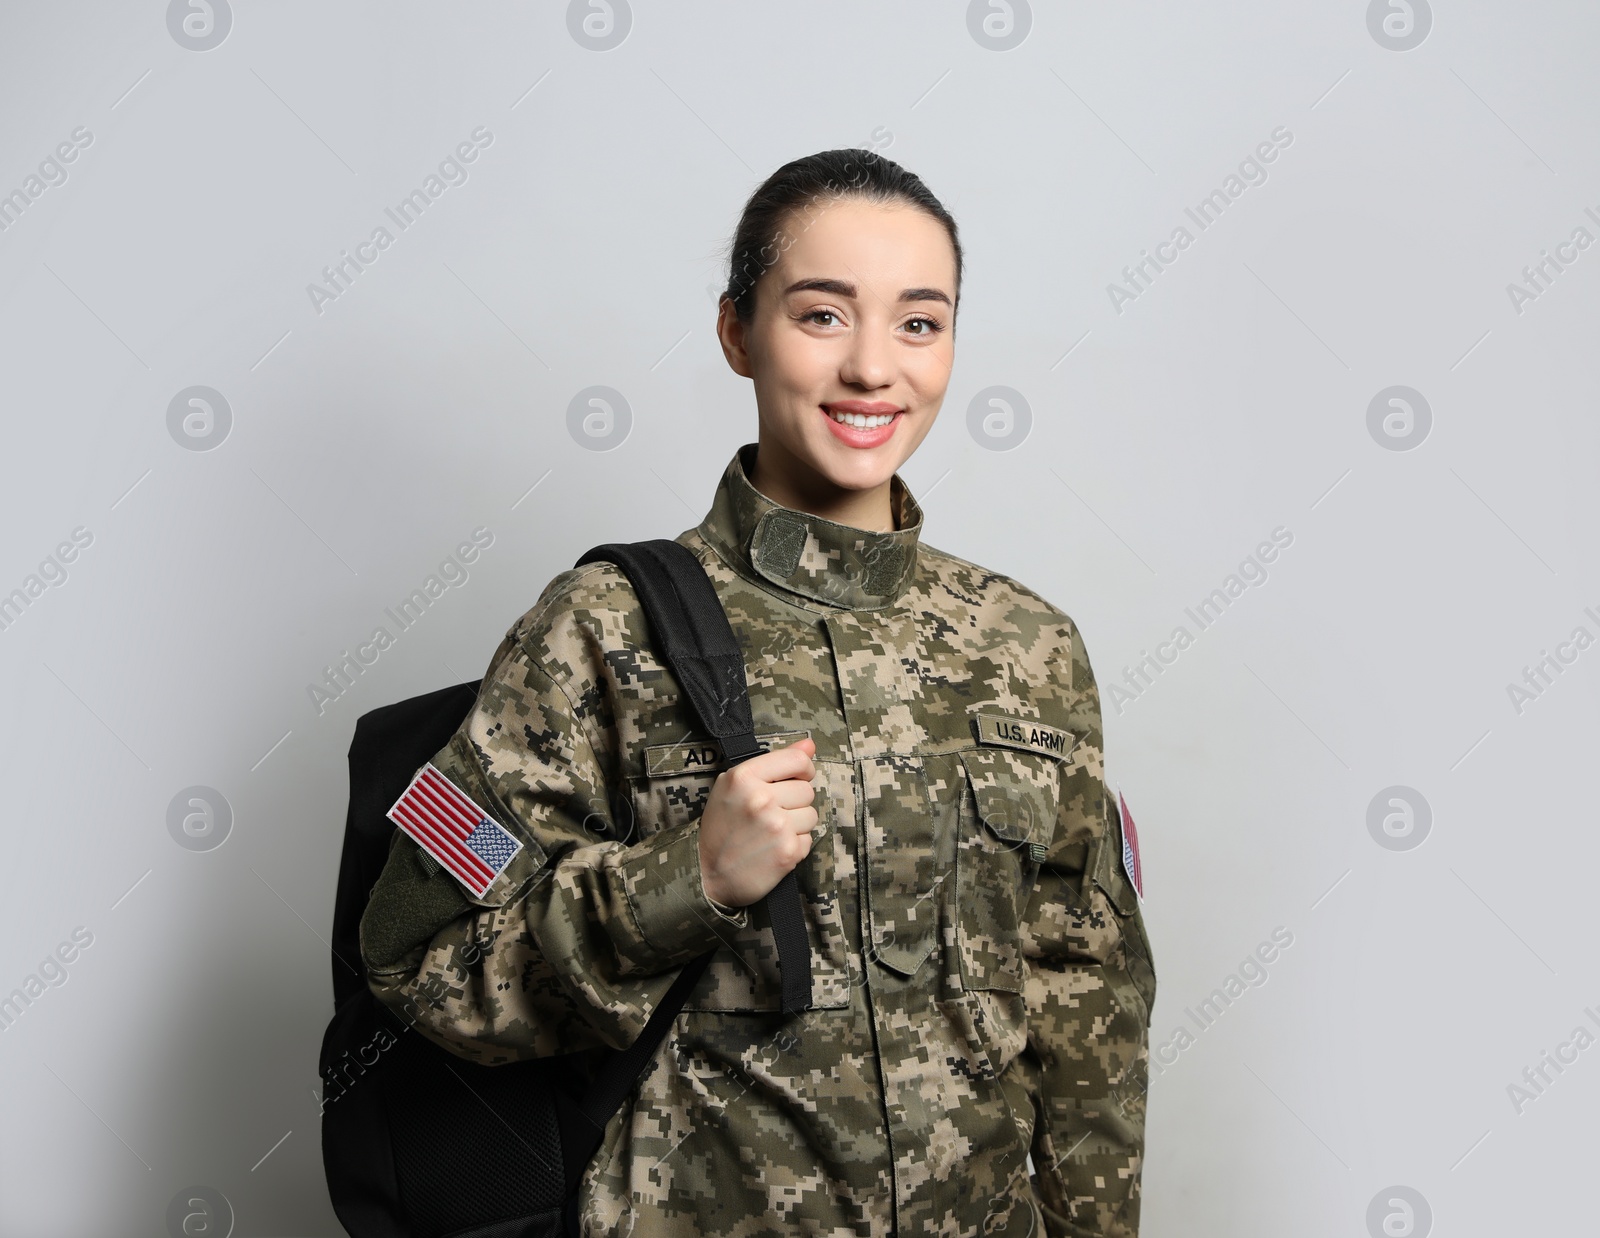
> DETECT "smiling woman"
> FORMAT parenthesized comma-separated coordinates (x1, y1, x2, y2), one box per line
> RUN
(360, 148, 1155, 1238)
(716, 155, 961, 530)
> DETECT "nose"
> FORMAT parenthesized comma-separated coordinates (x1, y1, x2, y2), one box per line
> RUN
(839, 322, 894, 391)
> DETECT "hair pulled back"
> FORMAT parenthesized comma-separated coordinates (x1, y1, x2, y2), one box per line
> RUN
(722, 148, 962, 324)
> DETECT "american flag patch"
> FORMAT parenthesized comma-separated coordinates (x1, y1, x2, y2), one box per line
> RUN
(1117, 788, 1143, 901)
(387, 763, 522, 897)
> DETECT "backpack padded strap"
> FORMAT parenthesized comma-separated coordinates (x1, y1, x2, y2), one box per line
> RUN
(577, 538, 810, 1011)
(565, 540, 814, 1159)
(577, 540, 757, 751)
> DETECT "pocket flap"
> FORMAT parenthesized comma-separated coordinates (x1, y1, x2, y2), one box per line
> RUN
(1092, 817, 1140, 917)
(958, 747, 1058, 847)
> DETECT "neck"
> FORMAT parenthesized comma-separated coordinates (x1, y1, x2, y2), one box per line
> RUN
(748, 441, 895, 532)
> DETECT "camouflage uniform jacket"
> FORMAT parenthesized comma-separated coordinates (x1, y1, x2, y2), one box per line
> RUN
(360, 445, 1156, 1237)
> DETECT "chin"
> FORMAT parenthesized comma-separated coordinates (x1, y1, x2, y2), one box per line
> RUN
(809, 444, 903, 493)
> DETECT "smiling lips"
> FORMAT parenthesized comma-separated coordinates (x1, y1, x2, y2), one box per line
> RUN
(822, 401, 903, 448)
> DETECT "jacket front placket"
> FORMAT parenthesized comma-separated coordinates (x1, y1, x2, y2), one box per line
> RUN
(714, 449, 952, 1231)
(827, 595, 971, 1231)
(824, 604, 936, 978)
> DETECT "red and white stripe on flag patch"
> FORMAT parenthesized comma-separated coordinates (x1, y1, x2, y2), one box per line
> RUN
(387, 763, 522, 898)
(1117, 788, 1144, 901)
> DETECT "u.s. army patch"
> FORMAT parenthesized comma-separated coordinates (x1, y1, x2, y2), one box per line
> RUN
(644, 730, 810, 777)
(971, 712, 1077, 760)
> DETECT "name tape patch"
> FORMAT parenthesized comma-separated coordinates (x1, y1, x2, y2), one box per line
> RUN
(387, 762, 522, 898)
(972, 713, 1078, 761)
(644, 730, 811, 778)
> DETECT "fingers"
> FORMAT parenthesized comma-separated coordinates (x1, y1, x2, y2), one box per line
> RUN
(700, 737, 821, 906)
(785, 824, 816, 865)
(789, 805, 818, 836)
(767, 777, 816, 811)
(770, 810, 816, 868)
(731, 736, 816, 785)
(753, 796, 815, 839)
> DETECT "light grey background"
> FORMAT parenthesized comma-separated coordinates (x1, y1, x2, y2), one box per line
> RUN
(2, 2, 1596, 1234)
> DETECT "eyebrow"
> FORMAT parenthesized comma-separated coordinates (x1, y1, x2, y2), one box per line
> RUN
(781, 277, 952, 308)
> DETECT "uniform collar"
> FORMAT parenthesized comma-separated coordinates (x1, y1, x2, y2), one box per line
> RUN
(698, 444, 923, 610)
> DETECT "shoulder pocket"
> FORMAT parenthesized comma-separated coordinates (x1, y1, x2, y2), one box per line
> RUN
(1093, 823, 1140, 917)
(1090, 815, 1156, 1015)
(396, 737, 546, 910)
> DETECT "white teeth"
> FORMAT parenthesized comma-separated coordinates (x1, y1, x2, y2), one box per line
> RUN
(829, 409, 896, 428)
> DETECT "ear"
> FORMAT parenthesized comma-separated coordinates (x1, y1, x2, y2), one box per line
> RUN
(716, 295, 755, 379)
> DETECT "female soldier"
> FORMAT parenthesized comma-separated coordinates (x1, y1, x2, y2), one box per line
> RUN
(360, 149, 1155, 1237)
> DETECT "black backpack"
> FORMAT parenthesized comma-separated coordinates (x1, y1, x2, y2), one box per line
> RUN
(319, 539, 812, 1238)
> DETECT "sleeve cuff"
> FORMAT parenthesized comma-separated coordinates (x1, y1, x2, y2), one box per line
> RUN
(615, 818, 746, 971)
(707, 896, 748, 923)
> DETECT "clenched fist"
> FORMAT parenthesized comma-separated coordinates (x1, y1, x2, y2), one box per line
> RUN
(697, 737, 818, 909)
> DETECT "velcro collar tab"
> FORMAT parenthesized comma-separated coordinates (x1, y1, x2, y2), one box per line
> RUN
(700, 445, 923, 611)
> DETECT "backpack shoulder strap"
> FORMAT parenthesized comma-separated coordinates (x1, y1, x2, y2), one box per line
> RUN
(560, 539, 813, 1196)
(575, 538, 810, 1011)
(575, 539, 762, 762)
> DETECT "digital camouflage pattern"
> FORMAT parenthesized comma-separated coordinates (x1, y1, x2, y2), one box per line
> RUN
(361, 445, 1156, 1237)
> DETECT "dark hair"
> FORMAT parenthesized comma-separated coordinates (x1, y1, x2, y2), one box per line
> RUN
(722, 148, 963, 324)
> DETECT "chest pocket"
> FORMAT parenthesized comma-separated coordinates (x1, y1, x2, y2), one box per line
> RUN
(630, 732, 852, 1013)
(633, 729, 810, 834)
(954, 744, 1064, 993)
